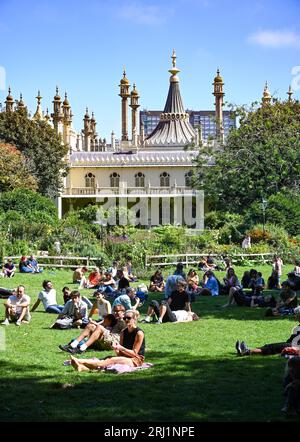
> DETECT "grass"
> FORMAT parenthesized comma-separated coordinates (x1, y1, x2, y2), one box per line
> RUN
(0, 264, 298, 422)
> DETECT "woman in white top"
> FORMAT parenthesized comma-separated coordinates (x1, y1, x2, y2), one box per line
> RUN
(89, 292, 111, 321)
(31, 280, 64, 314)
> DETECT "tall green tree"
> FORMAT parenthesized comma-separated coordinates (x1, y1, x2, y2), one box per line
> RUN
(0, 109, 68, 197)
(0, 142, 37, 192)
(194, 99, 300, 213)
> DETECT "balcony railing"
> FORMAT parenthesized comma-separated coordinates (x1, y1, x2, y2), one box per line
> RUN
(63, 186, 197, 196)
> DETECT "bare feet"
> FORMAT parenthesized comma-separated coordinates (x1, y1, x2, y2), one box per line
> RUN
(70, 356, 90, 372)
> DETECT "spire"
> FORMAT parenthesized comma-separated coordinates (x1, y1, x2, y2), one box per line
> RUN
(33, 90, 44, 120)
(287, 85, 293, 102)
(145, 51, 195, 148)
(51, 86, 63, 132)
(44, 107, 51, 123)
(213, 68, 225, 142)
(17, 93, 26, 111)
(262, 81, 271, 106)
(5, 86, 14, 112)
(168, 49, 180, 83)
(119, 68, 131, 141)
(130, 83, 140, 144)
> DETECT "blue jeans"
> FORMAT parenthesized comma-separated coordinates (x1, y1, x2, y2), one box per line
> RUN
(46, 305, 64, 314)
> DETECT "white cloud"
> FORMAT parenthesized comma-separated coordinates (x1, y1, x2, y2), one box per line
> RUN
(248, 30, 300, 49)
(118, 3, 167, 26)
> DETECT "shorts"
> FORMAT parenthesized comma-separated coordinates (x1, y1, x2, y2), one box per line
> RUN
(92, 331, 120, 351)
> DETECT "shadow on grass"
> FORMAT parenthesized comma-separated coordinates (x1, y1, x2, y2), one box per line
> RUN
(0, 349, 290, 422)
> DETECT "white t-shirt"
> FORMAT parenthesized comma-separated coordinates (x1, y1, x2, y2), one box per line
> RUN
(8, 294, 31, 320)
(173, 310, 189, 322)
(97, 300, 110, 319)
(38, 289, 58, 310)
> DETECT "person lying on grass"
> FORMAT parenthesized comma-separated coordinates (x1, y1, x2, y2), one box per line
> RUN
(69, 309, 145, 372)
(59, 305, 126, 354)
(235, 306, 300, 357)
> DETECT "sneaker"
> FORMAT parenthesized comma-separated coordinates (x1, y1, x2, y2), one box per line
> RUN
(240, 341, 250, 356)
(140, 317, 151, 323)
(156, 319, 162, 325)
(59, 344, 72, 352)
(66, 346, 85, 355)
(15, 320, 21, 326)
(1, 318, 9, 326)
(235, 340, 242, 355)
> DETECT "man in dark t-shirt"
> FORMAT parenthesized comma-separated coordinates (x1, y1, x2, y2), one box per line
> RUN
(142, 280, 191, 324)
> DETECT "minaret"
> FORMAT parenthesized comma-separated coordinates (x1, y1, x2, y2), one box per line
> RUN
(5, 87, 14, 112)
(287, 85, 294, 102)
(62, 92, 72, 144)
(262, 81, 271, 107)
(119, 69, 130, 141)
(44, 108, 51, 124)
(213, 69, 225, 141)
(82, 107, 91, 151)
(16, 93, 26, 113)
(111, 130, 116, 151)
(129, 83, 140, 145)
(33, 90, 43, 121)
(51, 87, 63, 133)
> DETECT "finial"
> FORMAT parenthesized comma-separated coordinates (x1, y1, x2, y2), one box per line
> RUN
(20, 93, 22, 100)
(56, 86, 59, 95)
(287, 85, 293, 101)
(8, 86, 11, 94)
(171, 49, 177, 68)
(36, 90, 42, 104)
(264, 81, 269, 91)
(123, 68, 126, 77)
(65, 92, 67, 99)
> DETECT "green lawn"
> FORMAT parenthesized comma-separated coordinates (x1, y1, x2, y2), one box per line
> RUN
(0, 264, 298, 422)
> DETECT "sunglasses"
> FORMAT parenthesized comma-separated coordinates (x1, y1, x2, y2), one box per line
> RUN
(124, 316, 133, 321)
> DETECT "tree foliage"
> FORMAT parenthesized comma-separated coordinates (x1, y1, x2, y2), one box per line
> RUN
(0, 110, 68, 196)
(194, 99, 300, 213)
(0, 142, 37, 192)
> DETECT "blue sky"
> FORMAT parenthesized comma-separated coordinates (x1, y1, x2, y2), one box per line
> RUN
(0, 0, 300, 138)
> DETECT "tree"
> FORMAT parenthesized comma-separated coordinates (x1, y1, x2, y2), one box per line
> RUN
(0, 142, 37, 192)
(0, 188, 57, 218)
(194, 99, 300, 213)
(0, 110, 68, 197)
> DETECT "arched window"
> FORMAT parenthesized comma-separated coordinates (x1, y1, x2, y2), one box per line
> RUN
(160, 172, 170, 187)
(85, 172, 96, 187)
(135, 172, 145, 187)
(185, 171, 193, 187)
(110, 172, 120, 187)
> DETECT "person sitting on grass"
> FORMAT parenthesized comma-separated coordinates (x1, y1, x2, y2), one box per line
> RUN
(62, 286, 71, 304)
(148, 269, 165, 293)
(235, 306, 300, 357)
(222, 267, 242, 296)
(73, 266, 88, 288)
(281, 356, 300, 415)
(51, 290, 89, 329)
(241, 271, 251, 289)
(59, 305, 126, 354)
(199, 270, 219, 296)
(87, 267, 103, 289)
(173, 262, 186, 280)
(141, 280, 191, 324)
(97, 271, 117, 295)
(31, 280, 64, 314)
(27, 255, 43, 273)
(112, 287, 140, 311)
(116, 269, 130, 292)
(267, 269, 279, 290)
(3, 259, 16, 278)
(89, 291, 111, 321)
(69, 309, 145, 372)
(187, 269, 200, 292)
(265, 281, 298, 317)
(19, 256, 35, 273)
(1, 285, 31, 326)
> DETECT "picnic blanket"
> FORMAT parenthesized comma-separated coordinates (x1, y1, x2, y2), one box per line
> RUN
(63, 359, 153, 374)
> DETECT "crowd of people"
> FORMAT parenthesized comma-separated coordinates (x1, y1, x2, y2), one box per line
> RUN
(1, 252, 300, 413)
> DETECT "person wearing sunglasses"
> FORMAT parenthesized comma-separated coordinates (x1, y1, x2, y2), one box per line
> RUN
(69, 309, 145, 372)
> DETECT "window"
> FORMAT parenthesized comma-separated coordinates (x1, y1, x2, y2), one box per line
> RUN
(185, 171, 193, 187)
(135, 172, 145, 187)
(110, 172, 120, 187)
(160, 172, 170, 187)
(85, 173, 96, 187)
